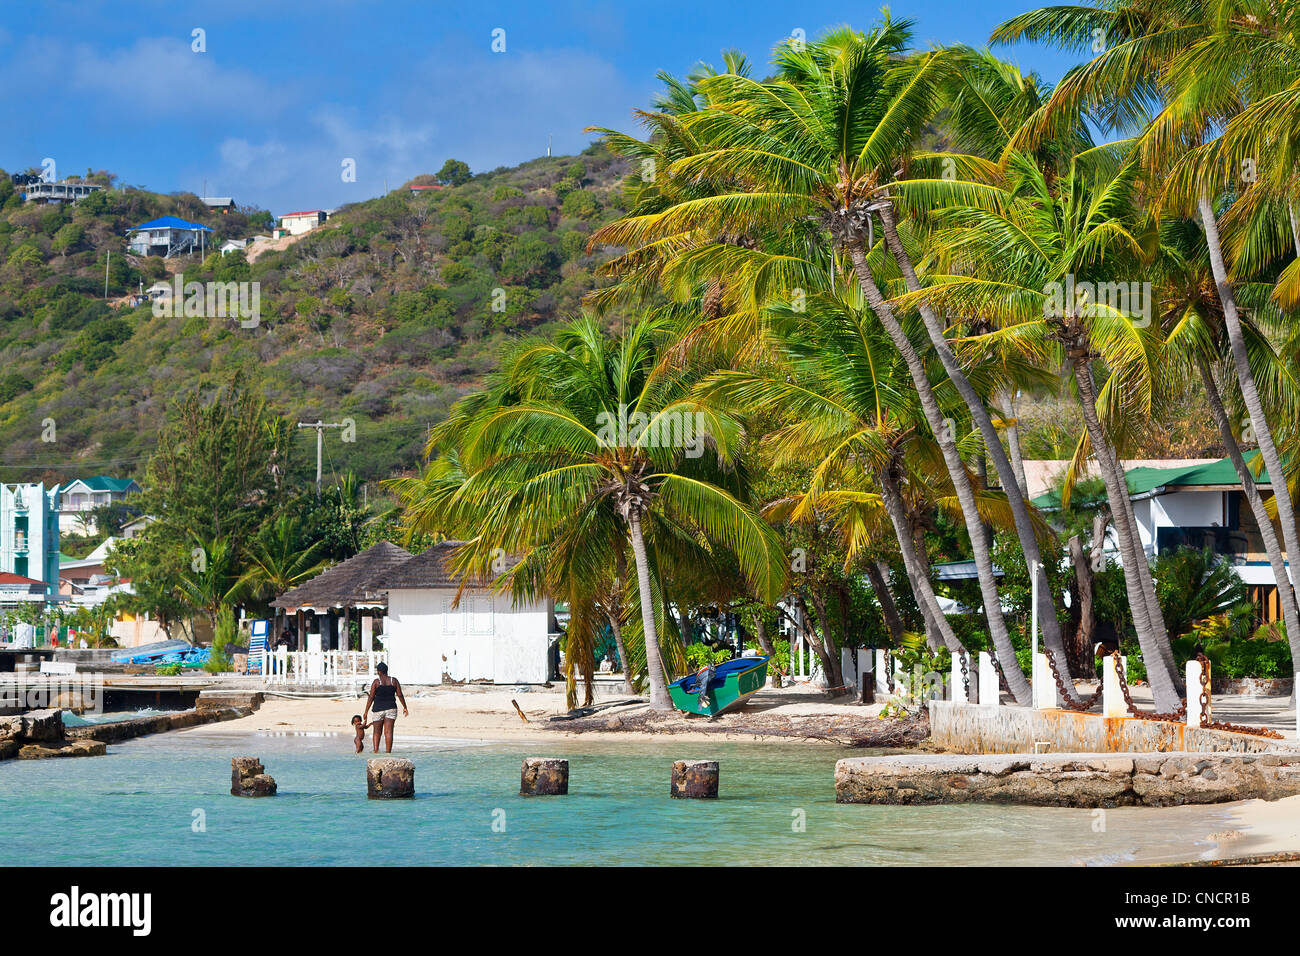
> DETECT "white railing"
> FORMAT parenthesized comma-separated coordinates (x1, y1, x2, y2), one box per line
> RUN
(262, 649, 388, 687)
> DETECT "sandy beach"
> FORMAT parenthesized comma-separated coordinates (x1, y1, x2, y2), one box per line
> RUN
(213, 681, 923, 746)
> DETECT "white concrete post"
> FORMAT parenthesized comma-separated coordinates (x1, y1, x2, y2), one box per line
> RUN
(361, 615, 374, 652)
(892, 657, 905, 695)
(950, 653, 970, 703)
(978, 652, 999, 707)
(1032, 652, 1061, 709)
(1102, 654, 1126, 718)
(874, 650, 888, 694)
(1186, 658, 1209, 728)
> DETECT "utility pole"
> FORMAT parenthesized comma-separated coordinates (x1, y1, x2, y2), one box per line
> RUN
(297, 420, 346, 497)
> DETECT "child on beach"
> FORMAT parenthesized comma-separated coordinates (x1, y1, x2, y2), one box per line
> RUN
(351, 715, 374, 753)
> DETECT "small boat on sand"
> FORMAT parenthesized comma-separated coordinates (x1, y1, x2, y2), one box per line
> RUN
(668, 656, 769, 716)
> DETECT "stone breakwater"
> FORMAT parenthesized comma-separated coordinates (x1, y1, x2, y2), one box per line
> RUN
(0, 705, 252, 760)
(835, 751, 1300, 807)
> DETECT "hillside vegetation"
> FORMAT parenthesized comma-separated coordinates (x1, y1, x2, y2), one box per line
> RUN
(0, 146, 629, 488)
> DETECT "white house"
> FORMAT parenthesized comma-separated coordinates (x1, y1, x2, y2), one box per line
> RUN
(380, 541, 556, 685)
(57, 476, 140, 535)
(279, 210, 326, 236)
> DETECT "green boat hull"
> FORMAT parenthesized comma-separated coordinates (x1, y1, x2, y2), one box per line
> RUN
(668, 657, 769, 716)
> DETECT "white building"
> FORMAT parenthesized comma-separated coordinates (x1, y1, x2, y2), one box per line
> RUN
(279, 210, 326, 236)
(0, 483, 60, 602)
(380, 541, 557, 685)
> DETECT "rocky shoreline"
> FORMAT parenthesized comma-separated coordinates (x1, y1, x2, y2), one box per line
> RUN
(1, 704, 254, 760)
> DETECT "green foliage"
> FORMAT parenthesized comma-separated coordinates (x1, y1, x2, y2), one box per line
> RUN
(204, 604, 238, 673)
(685, 643, 732, 669)
(436, 158, 473, 186)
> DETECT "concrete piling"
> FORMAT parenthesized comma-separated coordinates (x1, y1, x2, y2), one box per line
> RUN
(671, 760, 719, 799)
(366, 757, 414, 798)
(520, 757, 569, 795)
(231, 756, 277, 797)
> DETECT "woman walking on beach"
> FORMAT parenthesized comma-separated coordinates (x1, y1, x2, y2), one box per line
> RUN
(362, 662, 407, 753)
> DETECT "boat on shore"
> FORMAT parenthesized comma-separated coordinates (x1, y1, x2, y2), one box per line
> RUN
(669, 656, 769, 716)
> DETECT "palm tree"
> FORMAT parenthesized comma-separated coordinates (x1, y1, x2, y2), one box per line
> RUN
(596, 20, 1041, 697)
(1153, 216, 1300, 669)
(999, 0, 1300, 672)
(900, 148, 1185, 709)
(695, 281, 1054, 701)
(397, 314, 787, 710)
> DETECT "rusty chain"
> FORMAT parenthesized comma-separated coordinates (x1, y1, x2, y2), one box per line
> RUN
(1043, 647, 1103, 712)
(959, 650, 970, 701)
(1111, 651, 1187, 722)
(1191, 652, 1283, 740)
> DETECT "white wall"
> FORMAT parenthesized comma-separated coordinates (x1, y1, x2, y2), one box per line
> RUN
(1152, 489, 1224, 531)
(383, 587, 552, 685)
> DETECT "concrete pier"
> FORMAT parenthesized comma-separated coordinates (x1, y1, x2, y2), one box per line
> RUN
(520, 757, 569, 795)
(366, 758, 415, 798)
(670, 760, 719, 799)
(835, 751, 1300, 807)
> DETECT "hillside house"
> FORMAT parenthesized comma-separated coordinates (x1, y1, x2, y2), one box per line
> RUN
(22, 180, 104, 204)
(279, 210, 326, 236)
(379, 541, 558, 685)
(202, 196, 237, 213)
(409, 184, 445, 196)
(57, 476, 140, 535)
(126, 216, 214, 257)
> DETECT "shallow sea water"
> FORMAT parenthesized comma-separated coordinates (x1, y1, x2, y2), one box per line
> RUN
(0, 730, 1235, 866)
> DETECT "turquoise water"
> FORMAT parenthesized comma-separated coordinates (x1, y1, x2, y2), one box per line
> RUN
(0, 730, 1234, 865)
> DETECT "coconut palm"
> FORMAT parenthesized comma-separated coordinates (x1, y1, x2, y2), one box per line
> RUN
(595, 19, 1049, 697)
(898, 147, 1186, 709)
(695, 280, 1058, 701)
(999, 0, 1300, 672)
(398, 314, 787, 710)
(1153, 216, 1300, 669)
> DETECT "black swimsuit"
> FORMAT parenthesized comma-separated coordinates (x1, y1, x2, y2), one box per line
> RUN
(372, 676, 397, 712)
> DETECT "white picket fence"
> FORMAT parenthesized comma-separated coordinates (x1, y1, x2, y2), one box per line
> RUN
(262, 649, 388, 687)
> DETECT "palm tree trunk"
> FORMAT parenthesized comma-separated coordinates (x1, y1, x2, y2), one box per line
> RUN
(865, 560, 906, 646)
(877, 207, 1078, 698)
(804, 589, 845, 690)
(877, 462, 981, 702)
(1101, 445, 1181, 690)
(1002, 387, 1030, 497)
(1289, 203, 1300, 259)
(626, 511, 672, 710)
(1201, 192, 1300, 636)
(847, 239, 1030, 702)
(1197, 354, 1300, 669)
(1072, 357, 1181, 710)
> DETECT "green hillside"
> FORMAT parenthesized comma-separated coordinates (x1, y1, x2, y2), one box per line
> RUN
(0, 146, 628, 489)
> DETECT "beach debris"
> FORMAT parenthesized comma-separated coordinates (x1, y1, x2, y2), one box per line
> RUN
(231, 756, 277, 797)
(671, 760, 719, 799)
(520, 757, 569, 795)
(511, 699, 530, 723)
(367, 757, 415, 798)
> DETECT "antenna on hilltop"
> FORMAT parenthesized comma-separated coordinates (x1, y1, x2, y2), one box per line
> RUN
(547, 134, 552, 157)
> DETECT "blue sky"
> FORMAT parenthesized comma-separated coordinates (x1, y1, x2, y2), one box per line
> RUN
(0, 0, 1084, 215)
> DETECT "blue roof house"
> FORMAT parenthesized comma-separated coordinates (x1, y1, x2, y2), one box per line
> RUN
(126, 216, 213, 258)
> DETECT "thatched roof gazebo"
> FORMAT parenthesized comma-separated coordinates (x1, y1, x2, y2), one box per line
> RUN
(270, 540, 413, 650)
